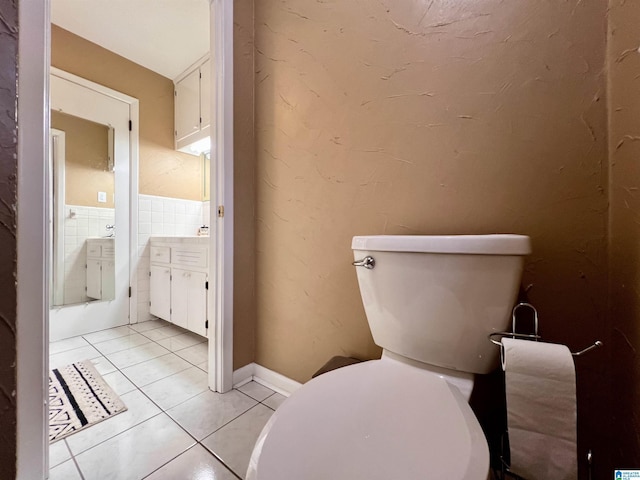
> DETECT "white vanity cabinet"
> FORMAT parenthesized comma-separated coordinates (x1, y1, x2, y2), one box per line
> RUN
(149, 237, 208, 337)
(86, 238, 115, 301)
(174, 58, 211, 152)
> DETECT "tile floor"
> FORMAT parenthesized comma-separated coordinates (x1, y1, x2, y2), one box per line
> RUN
(49, 319, 287, 480)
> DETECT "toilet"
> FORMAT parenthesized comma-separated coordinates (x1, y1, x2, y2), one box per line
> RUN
(247, 234, 531, 480)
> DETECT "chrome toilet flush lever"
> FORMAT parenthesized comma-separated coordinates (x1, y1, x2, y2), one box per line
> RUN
(352, 256, 375, 269)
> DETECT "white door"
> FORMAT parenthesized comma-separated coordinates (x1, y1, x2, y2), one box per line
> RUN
(175, 69, 201, 142)
(149, 265, 171, 321)
(187, 271, 208, 337)
(171, 268, 190, 329)
(86, 259, 102, 300)
(49, 73, 131, 340)
(200, 60, 211, 130)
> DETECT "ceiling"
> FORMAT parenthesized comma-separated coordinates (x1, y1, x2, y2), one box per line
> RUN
(51, 0, 210, 80)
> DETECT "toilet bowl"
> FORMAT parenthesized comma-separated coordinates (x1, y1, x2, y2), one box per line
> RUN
(247, 234, 531, 480)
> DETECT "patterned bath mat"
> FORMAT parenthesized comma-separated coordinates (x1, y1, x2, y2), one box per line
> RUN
(49, 360, 127, 443)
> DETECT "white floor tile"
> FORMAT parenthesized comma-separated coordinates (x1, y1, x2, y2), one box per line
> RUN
(202, 405, 274, 479)
(66, 389, 162, 455)
(167, 389, 257, 440)
(174, 342, 208, 366)
(49, 459, 82, 480)
(92, 332, 152, 355)
(120, 353, 193, 388)
(140, 324, 187, 342)
(156, 332, 205, 352)
(237, 381, 275, 402)
(129, 319, 168, 333)
(50, 345, 102, 369)
(145, 444, 236, 480)
(74, 413, 195, 480)
(198, 361, 208, 372)
(105, 342, 170, 369)
(49, 440, 71, 468)
(50, 336, 90, 355)
(141, 366, 209, 411)
(102, 370, 136, 396)
(262, 392, 287, 411)
(82, 326, 136, 344)
(90, 356, 118, 376)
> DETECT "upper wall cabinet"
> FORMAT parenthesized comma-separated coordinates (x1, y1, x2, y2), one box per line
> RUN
(174, 57, 211, 154)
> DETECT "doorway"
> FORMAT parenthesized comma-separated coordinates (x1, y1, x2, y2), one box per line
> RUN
(16, 1, 236, 478)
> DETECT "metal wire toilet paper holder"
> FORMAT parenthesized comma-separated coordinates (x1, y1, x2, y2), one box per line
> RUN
(488, 302, 603, 356)
(487, 302, 603, 479)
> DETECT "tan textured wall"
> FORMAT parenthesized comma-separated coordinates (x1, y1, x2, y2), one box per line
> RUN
(253, 0, 610, 472)
(608, 0, 640, 468)
(233, 0, 257, 369)
(51, 111, 114, 208)
(51, 25, 202, 201)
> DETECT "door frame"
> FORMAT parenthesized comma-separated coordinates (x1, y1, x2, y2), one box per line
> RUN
(48, 67, 139, 339)
(16, 1, 235, 478)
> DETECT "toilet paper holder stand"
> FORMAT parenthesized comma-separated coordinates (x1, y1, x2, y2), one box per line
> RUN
(488, 302, 603, 357)
(489, 303, 602, 480)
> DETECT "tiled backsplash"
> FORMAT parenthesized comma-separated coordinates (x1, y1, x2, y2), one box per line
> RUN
(136, 194, 208, 322)
(62, 205, 115, 304)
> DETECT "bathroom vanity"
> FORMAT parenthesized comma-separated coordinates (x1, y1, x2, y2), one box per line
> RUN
(86, 238, 115, 301)
(149, 236, 208, 337)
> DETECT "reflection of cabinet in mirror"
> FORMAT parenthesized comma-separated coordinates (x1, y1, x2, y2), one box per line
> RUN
(149, 237, 208, 337)
(86, 238, 115, 301)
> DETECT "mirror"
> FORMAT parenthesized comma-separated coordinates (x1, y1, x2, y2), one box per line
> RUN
(50, 111, 116, 306)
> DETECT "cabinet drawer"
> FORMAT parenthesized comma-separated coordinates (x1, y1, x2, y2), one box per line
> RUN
(102, 244, 115, 259)
(171, 246, 207, 268)
(87, 244, 101, 258)
(150, 246, 171, 263)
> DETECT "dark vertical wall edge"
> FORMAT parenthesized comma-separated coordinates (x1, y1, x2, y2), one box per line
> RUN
(0, 0, 19, 478)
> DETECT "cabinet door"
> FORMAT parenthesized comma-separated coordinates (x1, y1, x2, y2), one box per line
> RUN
(150, 265, 171, 321)
(199, 60, 211, 130)
(175, 69, 201, 142)
(101, 259, 115, 301)
(86, 259, 102, 300)
(187, 271, 207, 337)
(170, 268, 190, 329)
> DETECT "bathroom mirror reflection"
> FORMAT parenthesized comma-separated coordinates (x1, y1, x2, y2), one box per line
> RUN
(50, 111, 116, 307)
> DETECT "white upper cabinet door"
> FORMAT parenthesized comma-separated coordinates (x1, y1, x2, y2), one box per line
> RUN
(199, 60, 211, 130)
(175, 68, 201, 143)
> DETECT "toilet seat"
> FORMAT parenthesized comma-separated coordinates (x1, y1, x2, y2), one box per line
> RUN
(248, 359, 489, 480)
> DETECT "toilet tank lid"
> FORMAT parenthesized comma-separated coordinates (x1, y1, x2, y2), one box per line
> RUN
(352, 234, 531, 255)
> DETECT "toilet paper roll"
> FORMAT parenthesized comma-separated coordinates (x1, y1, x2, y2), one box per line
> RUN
(501, 338, 577, 480)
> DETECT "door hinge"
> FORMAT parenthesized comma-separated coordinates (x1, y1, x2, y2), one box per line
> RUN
(149, 271, 151, 277)
(205, 320, 208, 329)
(205, 281, 208, 290)
(170, 308, 172, 314)
(129, 120, 132, 131)
(218, 205, 224, 217)
(128, 286, 132, 298)
(149, 301, 151, 306)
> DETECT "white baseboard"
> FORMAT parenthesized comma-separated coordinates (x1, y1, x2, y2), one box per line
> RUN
(232, 363, 255, 388)
(232, 363, 303, 397)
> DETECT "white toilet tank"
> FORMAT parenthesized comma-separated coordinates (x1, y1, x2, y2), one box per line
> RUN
(352, 235, 531, 374)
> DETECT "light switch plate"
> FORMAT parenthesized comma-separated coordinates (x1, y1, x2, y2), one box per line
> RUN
(97, 191, 107, 203)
